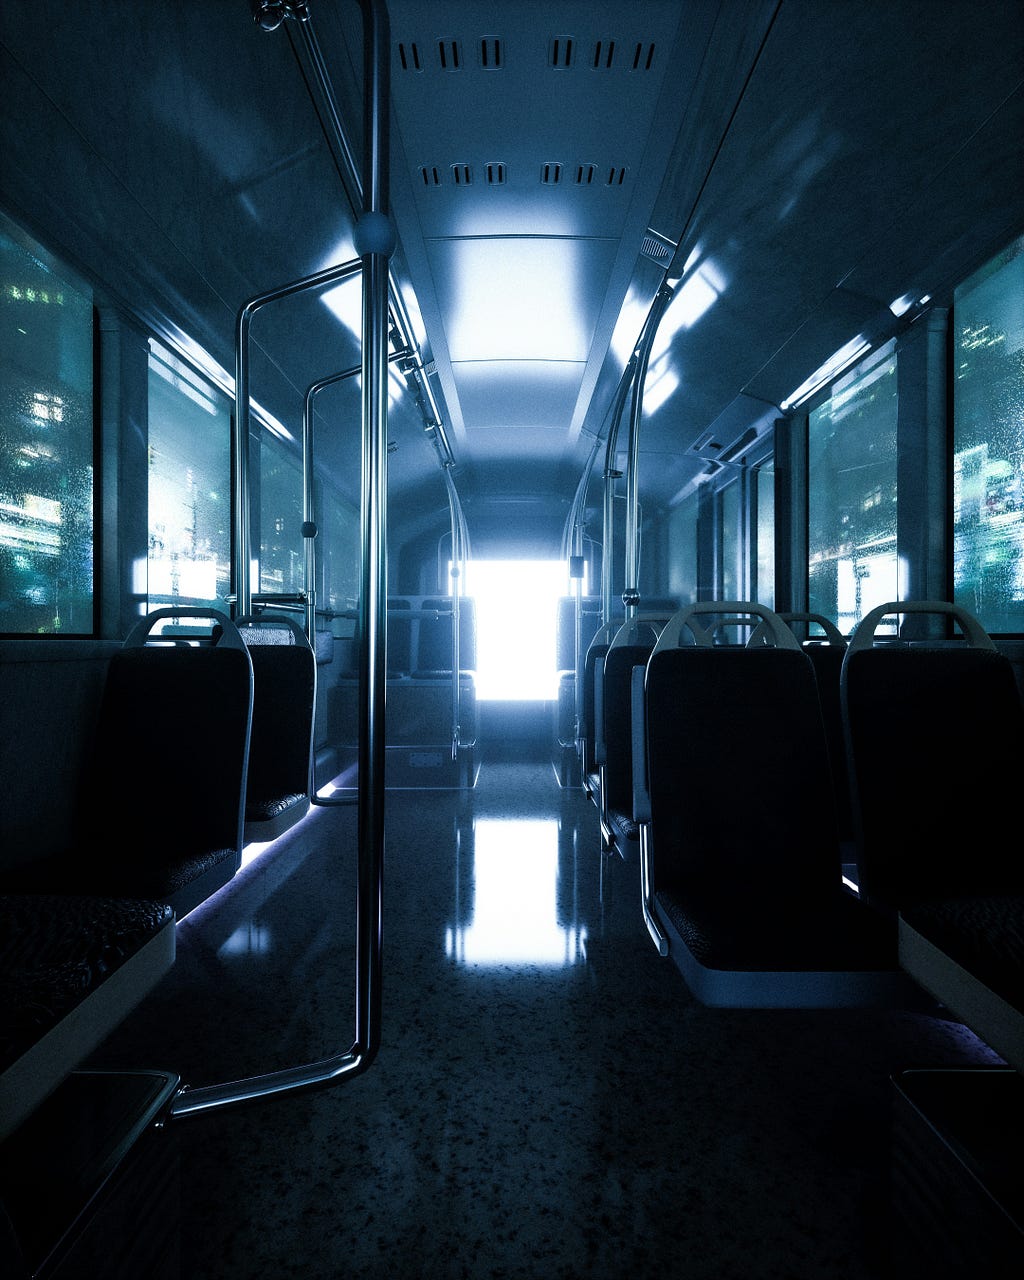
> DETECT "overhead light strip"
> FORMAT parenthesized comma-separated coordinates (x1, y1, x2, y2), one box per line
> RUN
(781, 335, 872, 412)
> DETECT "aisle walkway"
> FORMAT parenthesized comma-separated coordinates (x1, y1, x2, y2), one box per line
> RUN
(90, 756, 1000, 1279)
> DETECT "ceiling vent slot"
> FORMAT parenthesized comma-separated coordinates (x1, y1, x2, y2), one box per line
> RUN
(592, 40, 615, 70)
(541, 162, 563, 185)
(640, 233, 673, 264)
(485, 161, 507, 185)
(606, 166, 627, 186)
(398, 42, 423, 72)
(691, 429, 719, 453)
(450, 163, 472, 186)
(437, 39, 462, 71)
(480, 36, 503, 69)
(575, 163, 596, 186)
(631, 41, 656, 71)
(549, 36, 575, 69)
(419, 165, 443, 187)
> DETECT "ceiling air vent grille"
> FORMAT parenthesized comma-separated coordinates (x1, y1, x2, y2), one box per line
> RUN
(485, 162, 507, 186)
(631, 42, 656, 71)
(640, 234, 673, 264)
(606, 166, 627, 186)
(437, 39, 462, 71)
(541, 162, 563, 185)
(419, 165, 443, 187)
(479, 37, 503, 69)
(575, 163, 596, 186)
(397, 42, 422, 72)
(549, 36, 575, 69)
(450, 163, 472, 186)
(691, 429, 719, 453)
(592, 40, 615, 70)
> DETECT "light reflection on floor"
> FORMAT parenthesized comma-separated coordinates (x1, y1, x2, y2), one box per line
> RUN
(445, 817, 587, 966)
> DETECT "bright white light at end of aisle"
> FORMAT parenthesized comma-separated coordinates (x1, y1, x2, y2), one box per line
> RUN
(457, 559, 579, 701)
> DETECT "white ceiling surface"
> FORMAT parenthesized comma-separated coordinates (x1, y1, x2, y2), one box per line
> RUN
(374, 0, 1024, 514)
(384, 0, 704, 460)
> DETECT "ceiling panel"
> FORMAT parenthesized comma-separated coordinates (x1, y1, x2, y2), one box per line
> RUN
(426, 236, 621, 365)
(452, 360, 585, 433)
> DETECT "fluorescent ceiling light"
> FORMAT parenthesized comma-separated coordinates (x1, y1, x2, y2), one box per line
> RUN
(448, 238, 586, 361)
(889, 291, 931, 318)
(781, 335, 872, 412)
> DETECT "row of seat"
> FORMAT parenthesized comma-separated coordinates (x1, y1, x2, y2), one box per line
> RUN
(0, 606, 318, 1144)
(582, 599, 1024, 1049)
(338, 596, 478, 679)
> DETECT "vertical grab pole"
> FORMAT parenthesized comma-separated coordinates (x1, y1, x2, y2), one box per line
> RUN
(443, 466, 462, 761)
(354, 0, 393, 1072)
(302, 382, 318, 643)
(601, 357, 636, 626)
(234, 311, 254, 621)
(167, 1, 390, 1122)
(623, 284, 674, 620)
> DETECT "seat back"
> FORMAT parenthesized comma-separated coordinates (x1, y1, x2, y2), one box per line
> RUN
(841, 600, 1024, 909)
(580, 621, 620, 781)
(412, 597, 477, 676)
(76, 609, 253, 914)
(598, 614, 673, 821)
(644, 602, 840, 908)
(0, 639, 121, 874)
(387, 598, 413, 676)
(778, 613, 852, 845)
(236, 613, 316, 819)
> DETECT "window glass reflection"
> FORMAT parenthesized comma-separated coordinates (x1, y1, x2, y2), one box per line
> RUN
(445, 818, 586, 967)
(953, 234, 1024, 634)
(808, 340, 898, 632)
(1, 213, 94, 634)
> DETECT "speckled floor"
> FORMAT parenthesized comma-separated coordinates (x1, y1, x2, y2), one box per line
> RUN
(89, 749, 1004, 1280)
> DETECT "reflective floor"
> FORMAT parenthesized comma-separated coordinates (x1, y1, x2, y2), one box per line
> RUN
(89, 749, 1003, 1279)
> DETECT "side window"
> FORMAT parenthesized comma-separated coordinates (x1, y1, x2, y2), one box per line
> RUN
(319, 479, 359, 628)
(147, 340, 232, 612)
(260, 429, 304, 598)
(953, 234, 1024, 634)
(808, 341, 898, 632)
(719, 479, 740, 599)
(0, 214, 94, 634)
(666, 489, 698, 605)
(754, 453, 775, 609)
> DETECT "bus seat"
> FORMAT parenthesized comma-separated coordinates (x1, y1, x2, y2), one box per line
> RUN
(638, 602, 910, 1007)
(236, 613, 316, 842)
(580, 620, 621, 799)
(387, 598, 413, 677)
(840, 601, 1024, 911)
(777, 613, 854, 852)
(898, 894, 1023, 1074)
(2, 610, 253, 922)
(596, 613, 674, 859)
(841, 600, 1024, 1068)
(411, 597, 477, 677)
(0, 893, 175, 1142)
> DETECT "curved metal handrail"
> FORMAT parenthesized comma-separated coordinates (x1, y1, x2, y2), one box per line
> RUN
(170, 0, 390, 1121)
